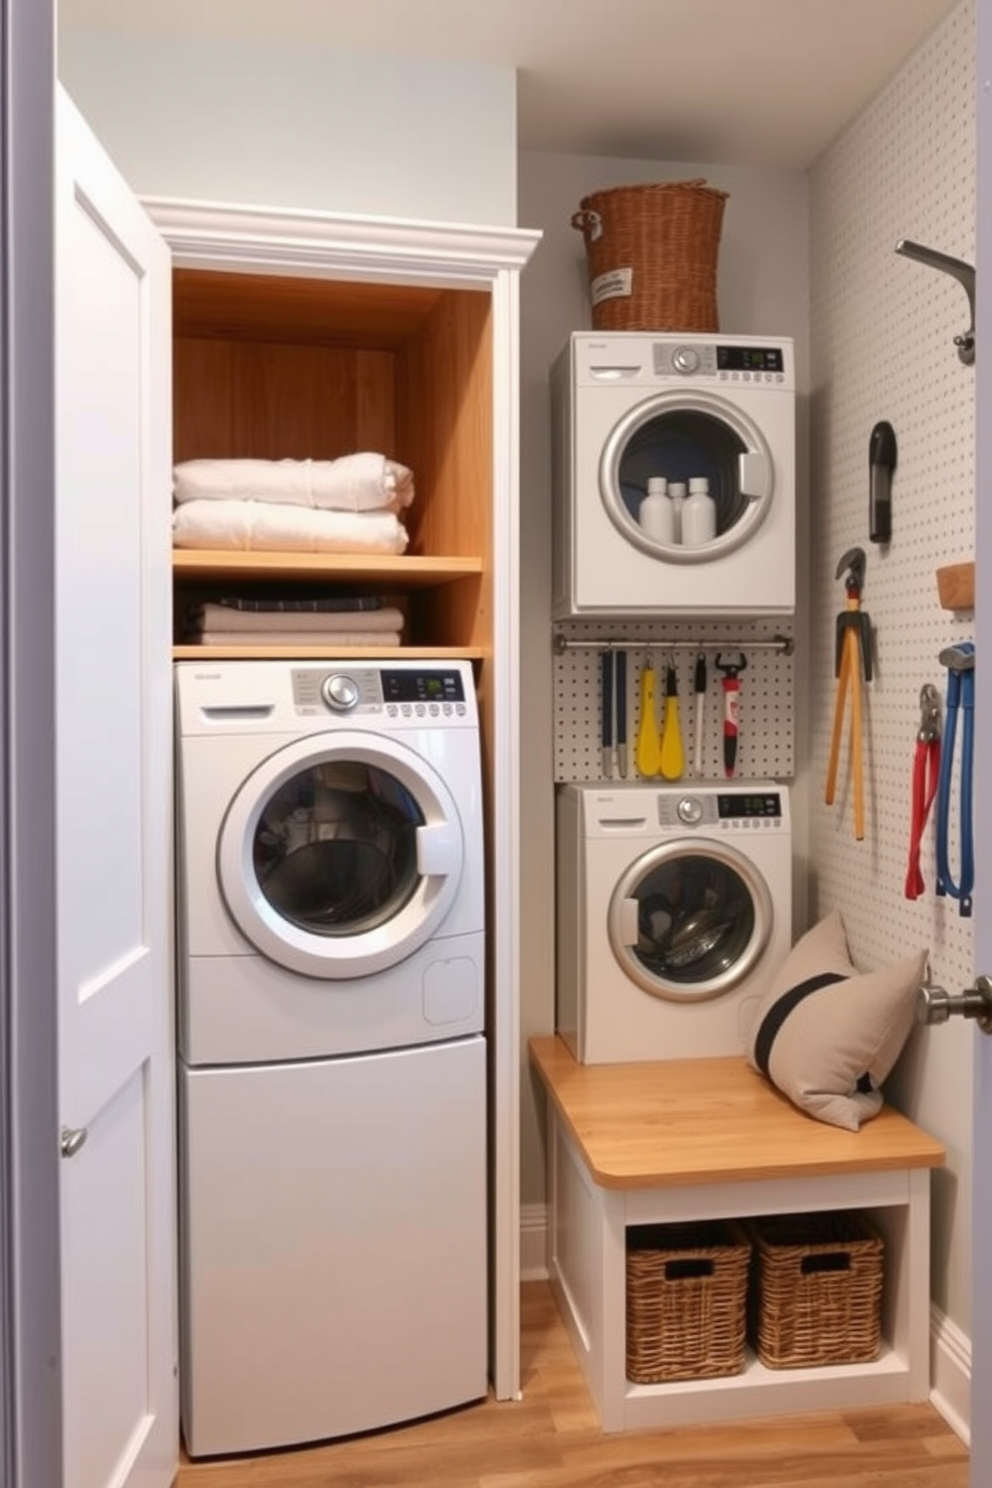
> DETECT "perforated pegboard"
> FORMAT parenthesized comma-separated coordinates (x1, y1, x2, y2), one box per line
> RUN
(553, 618, 795, 783)
(808, 4, 974, 1048)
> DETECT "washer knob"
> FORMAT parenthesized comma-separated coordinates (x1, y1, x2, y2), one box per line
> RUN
(677, 796, 703, 824)
(322, 674, 360, 712)
(672, 346, 700, 374)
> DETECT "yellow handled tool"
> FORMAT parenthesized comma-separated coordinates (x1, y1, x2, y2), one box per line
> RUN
(636, 657, 660, 777)
(825, 547, 872, 840)
(659, 659, 685, 780)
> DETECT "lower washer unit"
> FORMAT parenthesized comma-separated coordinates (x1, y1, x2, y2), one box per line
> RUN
(556, 781, 792, 1064)
(179, 1036, 487, 1458)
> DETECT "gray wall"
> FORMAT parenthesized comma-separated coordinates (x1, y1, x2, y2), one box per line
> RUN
(58, 28, 518, 226)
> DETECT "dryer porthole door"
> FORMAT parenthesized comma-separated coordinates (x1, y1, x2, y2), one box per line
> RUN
(600, 390, 775, 565)
(217, 730, 464, 979)
(607, 838, 773, 1002)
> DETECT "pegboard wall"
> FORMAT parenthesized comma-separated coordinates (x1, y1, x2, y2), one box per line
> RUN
(553, 618, 795, 783)
(808, 0, 975, 1010)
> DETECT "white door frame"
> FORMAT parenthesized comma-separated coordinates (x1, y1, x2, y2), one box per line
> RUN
(0, 1, 62, 1484)
(971, 3, 991, 1483)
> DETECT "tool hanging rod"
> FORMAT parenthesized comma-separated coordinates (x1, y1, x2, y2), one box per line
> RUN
(554, 633, 794, 656)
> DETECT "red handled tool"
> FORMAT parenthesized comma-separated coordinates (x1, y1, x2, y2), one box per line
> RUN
(714, 653, 747, 778)
(904, 683, 941, 900)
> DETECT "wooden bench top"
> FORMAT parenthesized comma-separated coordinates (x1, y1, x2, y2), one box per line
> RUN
(529, 1035, 946, 1191)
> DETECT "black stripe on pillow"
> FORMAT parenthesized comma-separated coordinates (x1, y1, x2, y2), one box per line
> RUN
(753, 972, 849, 1076)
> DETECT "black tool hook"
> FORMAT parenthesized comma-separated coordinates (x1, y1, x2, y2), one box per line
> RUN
(714, 652, 748, 679)
(836, 546, 867, 597)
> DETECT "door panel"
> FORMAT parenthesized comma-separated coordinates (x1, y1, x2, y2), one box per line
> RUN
(56, 86, 177, 1488)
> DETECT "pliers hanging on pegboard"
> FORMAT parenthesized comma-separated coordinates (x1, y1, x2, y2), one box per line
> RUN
(825, 547, 873, 840)
(935, 641, 975, 917)
(904, 683, 941, 900)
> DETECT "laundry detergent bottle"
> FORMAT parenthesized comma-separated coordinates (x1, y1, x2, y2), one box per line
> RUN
(639, 476, 674, 543)
(667, 480, 687, 543)
(681, 476, 717, 546)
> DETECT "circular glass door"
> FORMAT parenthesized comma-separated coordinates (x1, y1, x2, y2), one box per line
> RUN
(218, 731, 464, 979)
(600, 391, 774, 564)
(607, 839, 772, 1001)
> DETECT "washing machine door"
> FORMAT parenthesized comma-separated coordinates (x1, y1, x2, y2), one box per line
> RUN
(607, 838, 773, 1001)
(217, 730, 464, 979)
(601, 391, 774, 564)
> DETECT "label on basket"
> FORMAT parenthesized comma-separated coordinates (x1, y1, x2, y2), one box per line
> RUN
(591, 268, 633, 305)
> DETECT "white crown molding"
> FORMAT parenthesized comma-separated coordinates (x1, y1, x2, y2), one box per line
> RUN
(142, 197, 541, 285)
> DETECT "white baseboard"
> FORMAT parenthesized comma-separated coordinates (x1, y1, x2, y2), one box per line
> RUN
(520, 1203, 972, 1443)
(929, 1302, 971, 1445)
(520, 1202, 548, 1282)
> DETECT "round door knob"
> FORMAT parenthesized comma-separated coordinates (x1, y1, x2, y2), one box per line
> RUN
(60, 1125, 88, 1159)
(673, 346, 700, 374)
(322, 674, 360, 712)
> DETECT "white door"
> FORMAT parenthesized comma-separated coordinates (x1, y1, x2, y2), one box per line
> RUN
(55, 88, 177, 1488)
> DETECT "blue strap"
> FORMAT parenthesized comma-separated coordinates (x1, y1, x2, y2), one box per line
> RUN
(935, 644, 975, 916)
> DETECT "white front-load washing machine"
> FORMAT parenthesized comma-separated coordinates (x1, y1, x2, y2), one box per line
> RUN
(556, 781, 792, 1064)
(551, 331, 795, 617)
(175, 659, 487, 1457)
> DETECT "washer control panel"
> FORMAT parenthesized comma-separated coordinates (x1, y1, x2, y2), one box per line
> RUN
(292, 666, 470, 720)
(659, 789, 784, 830)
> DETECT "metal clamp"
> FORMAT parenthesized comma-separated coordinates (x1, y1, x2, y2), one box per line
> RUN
(917, 976, 992, 1033)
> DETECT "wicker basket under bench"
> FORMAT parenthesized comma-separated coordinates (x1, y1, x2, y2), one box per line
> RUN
(529, 1036, 945, 1434)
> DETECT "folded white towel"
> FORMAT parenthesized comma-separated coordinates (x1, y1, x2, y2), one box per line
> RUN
(173, 454, 414, 513)
(194, 603, 405, 634)
(197, 630, 402, 647)
(172, 500, 409, 555)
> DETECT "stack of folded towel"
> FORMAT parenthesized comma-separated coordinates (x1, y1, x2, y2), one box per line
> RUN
(172, 453, 414, 554)
(186, 595, 406, 647)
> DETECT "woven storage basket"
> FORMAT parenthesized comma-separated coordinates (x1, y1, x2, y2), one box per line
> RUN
(571, 179, 728, 333)
(748, 1212, 884, 1369)
(626, 1220, 750, 1383)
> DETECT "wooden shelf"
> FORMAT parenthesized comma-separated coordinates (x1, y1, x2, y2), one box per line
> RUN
(172, 643, 487, 661)
(172, 550, 483, 586)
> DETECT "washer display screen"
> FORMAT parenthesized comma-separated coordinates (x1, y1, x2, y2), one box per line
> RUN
(717, 792, 782, 819)
(381, 669, 465, 703)
(716, 346, 785, 372)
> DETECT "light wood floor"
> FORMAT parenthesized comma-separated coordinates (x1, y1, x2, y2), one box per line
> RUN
(177, 1281, 970, 1487)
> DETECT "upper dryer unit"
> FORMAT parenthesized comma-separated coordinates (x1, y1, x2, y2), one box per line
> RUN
(551, 331, 796, 618)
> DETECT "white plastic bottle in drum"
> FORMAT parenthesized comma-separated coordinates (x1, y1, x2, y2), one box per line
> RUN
(639, 476, 674, 543)
(681, 476, 716, 546)
(668, 480, 687, 543)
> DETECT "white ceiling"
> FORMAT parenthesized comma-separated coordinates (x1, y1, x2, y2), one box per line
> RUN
(60, 0, 965, 169)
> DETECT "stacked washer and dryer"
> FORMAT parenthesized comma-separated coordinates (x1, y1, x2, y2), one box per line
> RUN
(552, 332, 796, 1063)
(175, 659, 488, 1456)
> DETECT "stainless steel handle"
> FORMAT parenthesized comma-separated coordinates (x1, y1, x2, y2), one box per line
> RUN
(60, 1125, 88, 1159)
(917, 976, 992, 1032)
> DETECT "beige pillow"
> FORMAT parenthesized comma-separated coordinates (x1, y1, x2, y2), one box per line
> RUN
(746, 909, 926, 1131)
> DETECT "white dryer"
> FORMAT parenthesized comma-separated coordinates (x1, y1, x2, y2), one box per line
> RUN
(551, 331, 795, 618)
(175, 659, 487, 1457)
(556, 782, 792, 1064)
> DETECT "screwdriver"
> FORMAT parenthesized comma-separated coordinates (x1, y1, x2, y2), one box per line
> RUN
(693, 651, 707, 776)
(659, 658, 685, 780)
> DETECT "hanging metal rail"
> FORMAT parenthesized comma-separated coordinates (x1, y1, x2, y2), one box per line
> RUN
(553, 633, 794, 656)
